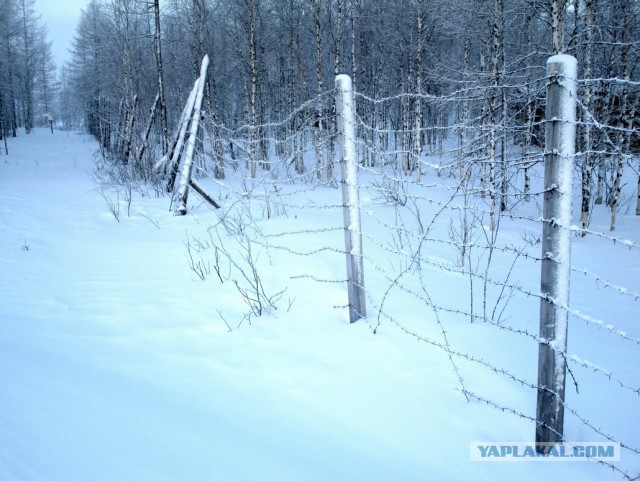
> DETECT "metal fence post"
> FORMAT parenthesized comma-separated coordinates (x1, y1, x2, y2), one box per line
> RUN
(335, 74, 366, 323)
(536, 54, 577, 448)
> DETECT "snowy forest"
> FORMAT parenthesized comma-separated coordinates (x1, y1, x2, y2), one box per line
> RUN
(1, 0, 639, 227)
(1, 1, 640, 480)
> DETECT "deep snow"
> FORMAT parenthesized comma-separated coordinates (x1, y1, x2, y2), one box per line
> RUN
(1, 128, 638, 480)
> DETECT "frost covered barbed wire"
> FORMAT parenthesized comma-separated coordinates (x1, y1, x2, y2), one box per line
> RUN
(183, 85, 639, 477)
(461, 390, 638, 480)
(347, 86, 639, 475)
(210, 89, 338, 135)
(370, 298, 640, 462)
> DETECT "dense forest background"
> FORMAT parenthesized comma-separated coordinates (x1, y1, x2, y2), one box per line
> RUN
(1, 0, 639, 226)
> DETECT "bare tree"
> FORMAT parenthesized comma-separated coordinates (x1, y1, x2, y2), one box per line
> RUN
(17, 0, 38, 133)
(153, 0, 169, 155)
(579, 0, 594, 234)
(58, 0, 638, 220)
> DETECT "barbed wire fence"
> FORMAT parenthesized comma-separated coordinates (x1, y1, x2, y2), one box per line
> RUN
(167, 55, 639, 479)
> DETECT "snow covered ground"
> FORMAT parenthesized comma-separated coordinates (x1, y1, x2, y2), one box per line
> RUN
(1, 128, 638, 480)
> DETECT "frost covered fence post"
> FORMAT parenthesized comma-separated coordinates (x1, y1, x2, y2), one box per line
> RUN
(335, 74, 366, 323)
(535, 55, 577, 448)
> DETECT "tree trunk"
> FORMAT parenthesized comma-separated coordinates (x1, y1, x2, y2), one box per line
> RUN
(249, 0, 257, 178)
(550, 0, 567, 54)
(636, 173, 640, 216)
(459, 38, 470, 180)
(4, 35, 18, 137)
(327, 0, 344, 182)
(580, 0, 594, 235)
(175, 56, 210, 215)
(595, 159, 605, 204)
(122, 94, 137, 165)
(153, 0, 169, 156)
(334, 0, 343, 76)
(20, 0, 34, 134)
(165, 79, 199, 193)
(314, 0, 325, 182)
(135, 92, 160, 171)
(488, 0, 503, 230)
(350, 0, 356, 90)
(479, 51, 487, 198)
(610, 0, 630, 231)
(414, 0, 424, 182)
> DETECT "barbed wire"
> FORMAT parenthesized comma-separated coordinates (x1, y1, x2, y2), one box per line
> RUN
(461, 390, 637, 480)
(369, 300, 640, 456)
(208, 89, 338, 135)
(177, 83, 640, 478)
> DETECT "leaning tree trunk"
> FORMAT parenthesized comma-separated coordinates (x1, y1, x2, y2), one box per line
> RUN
(175, 56, 210, 215)
(135, 92, 160, 172)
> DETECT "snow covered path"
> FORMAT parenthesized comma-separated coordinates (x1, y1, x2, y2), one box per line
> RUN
(0, 130, 635, 480)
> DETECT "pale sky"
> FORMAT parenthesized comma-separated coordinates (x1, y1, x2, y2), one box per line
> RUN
(36, 0, 87, 68)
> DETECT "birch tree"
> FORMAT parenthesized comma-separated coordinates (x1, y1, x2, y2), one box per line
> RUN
(550, 0, 568, 53)
(248, 0, 258, 178)
(579, 0, 594, 234)
(487, 0, 504, 230)
(609, 0, 631, 231)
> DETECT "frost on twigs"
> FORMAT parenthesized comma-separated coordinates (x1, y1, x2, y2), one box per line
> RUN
(184, 219, 287, 327)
